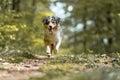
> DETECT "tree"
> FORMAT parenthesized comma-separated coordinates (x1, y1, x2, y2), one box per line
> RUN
(53, 0, 120, 53)
(0, 0, 52, 54)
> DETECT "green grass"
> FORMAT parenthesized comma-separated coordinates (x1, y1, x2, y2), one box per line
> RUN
(1, 52, 120, 80)
(0, 52, 37, 63)
(29, 53, 120, 80)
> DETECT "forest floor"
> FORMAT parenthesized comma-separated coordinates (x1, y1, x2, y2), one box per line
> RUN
(0, 53, 120, 80)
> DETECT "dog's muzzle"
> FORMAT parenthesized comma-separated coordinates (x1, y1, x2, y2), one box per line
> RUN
(49, 26, 53, 34)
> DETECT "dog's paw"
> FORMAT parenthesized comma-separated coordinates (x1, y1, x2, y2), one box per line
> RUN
(47, 53, 51, 58)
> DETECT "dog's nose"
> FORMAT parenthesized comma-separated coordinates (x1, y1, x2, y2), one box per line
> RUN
(49, 26, 52, 29)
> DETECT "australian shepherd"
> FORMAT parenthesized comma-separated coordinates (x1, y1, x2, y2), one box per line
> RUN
(42, 16, 62, 57)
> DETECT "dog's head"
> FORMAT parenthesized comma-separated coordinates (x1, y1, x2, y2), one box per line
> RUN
(42, 16, 60, 34)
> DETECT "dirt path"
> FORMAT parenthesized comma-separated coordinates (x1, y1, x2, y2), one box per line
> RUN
(0, 56, 47, 80)
(0, 54, 120, 80)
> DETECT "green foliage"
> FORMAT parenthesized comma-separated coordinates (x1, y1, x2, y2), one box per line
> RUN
(0, 0, 120, 56)
(55, 0, 120, 53)
(0, 0, 52, 54)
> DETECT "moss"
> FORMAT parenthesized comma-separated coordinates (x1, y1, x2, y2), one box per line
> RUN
(29, 54, 120, 80)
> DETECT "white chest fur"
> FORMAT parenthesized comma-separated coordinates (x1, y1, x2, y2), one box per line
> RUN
(44, 28, 62, 44)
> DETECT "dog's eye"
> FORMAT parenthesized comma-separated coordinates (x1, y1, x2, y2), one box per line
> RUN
(52, 22, 55, 24)
(46, 22, 49, 25)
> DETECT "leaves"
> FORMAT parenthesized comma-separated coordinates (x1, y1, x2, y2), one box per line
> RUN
(57, 0, 120, 53)
(0, 0, 52, 54)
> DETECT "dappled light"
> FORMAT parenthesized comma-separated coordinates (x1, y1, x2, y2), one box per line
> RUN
(0, 0, 120, 80)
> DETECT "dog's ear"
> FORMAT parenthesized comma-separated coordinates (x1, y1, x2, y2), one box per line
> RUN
(55, 17, 61, 24)
(42, 17, 48, 24)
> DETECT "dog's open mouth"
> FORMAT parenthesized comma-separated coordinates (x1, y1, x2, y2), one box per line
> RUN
(49, 28, 54, 34)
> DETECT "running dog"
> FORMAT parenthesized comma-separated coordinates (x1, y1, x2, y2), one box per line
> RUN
(42, 16, 62, 57)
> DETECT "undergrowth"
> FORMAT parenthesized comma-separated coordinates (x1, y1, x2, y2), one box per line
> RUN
(29, 53, 120, 80)
(0, 52, 37, 63)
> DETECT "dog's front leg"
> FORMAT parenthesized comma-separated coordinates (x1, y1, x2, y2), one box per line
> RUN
(46, 45, 51, 57)
(55, 37, 62, 53)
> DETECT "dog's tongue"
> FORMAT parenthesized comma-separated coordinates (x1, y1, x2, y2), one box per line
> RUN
(49, 29, 53, 34)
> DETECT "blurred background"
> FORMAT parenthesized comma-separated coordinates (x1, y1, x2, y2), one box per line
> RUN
(0, 0, 120, 55)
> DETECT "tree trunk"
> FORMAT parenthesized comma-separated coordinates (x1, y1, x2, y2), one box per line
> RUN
(83, 7, 87, 52)
(12, 0, 20, 12)
(105, 3, 113, 53)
